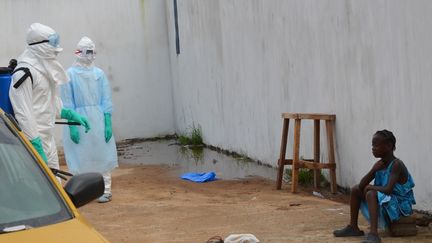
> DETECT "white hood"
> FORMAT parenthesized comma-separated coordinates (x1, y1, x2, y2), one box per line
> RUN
(19, 23, 68, 85)
(73, 36, 96, 68)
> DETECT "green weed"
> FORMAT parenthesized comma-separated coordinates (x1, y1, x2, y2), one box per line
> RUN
(178, 124, 203, 146)
(284, 168, 328, 185)
(190, 125, 203, 145)
(178, 135, 191, 146)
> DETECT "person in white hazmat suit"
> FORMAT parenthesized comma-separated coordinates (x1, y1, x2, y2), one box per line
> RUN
(61, 36, 118, 203)
(10, 23, 91, 171)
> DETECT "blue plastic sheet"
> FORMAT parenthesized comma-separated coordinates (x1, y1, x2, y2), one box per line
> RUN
(181, 171, 216, 183)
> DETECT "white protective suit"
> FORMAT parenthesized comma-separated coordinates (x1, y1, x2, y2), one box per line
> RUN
(9, 23, 68, 169)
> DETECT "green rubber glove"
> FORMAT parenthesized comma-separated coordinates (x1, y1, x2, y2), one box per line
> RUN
(104, 113, 112, 143)
(69, 123, 80, 144)
(61, 108, 91, 133)
(30, 137, 48, 164)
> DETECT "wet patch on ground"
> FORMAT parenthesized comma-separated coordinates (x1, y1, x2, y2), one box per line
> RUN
(117, 139, 277, 181)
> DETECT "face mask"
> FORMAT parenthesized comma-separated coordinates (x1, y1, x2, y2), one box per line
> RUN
(84, 50, 96, 61)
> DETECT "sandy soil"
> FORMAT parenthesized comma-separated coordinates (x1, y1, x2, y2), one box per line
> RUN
(75, 164, 432, 243)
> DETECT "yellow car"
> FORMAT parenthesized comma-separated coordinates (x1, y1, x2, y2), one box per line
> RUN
(0, 110, 108, 242)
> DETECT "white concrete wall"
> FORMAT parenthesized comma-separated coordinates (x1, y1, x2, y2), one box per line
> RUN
(2, 0, 430, 210)
(0, 0, 175, 142)
(167, 0, 432, 210)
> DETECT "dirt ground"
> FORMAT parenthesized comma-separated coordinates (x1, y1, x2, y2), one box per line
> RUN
(77, 164, 432, 243)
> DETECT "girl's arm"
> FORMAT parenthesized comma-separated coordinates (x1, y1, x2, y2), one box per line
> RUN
(365, 160, 402, 195)
(358, 161, 381, 191)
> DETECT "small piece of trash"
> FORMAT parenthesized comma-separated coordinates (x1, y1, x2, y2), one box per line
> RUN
(312, 191, 325, 199)
(326, 208, 343, 211)
(225, 234, 260, 243)
(289, 203, 301, 207)
(251, 197, 257, 200)
(338, 212, 344, 215)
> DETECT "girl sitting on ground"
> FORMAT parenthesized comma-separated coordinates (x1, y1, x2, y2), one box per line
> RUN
(333, 130, 416, 243)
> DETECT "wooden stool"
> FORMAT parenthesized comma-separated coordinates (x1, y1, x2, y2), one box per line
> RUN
(276, 113, 337, 193)
(389, 215, 418, 237)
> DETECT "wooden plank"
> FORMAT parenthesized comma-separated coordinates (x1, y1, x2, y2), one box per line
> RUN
(282, 113, 336, 121)
(298, 160, 336, 169)
(280, 159, 338, 168)
(393, 214, 417, 224)
(313, 119, 320, 189)
(279, 159, 293, 165)
(291, 119, 301, 193)
(389, 221, 418, 237)
(326, 120, 337, 193)
(276, 119, 289, 190)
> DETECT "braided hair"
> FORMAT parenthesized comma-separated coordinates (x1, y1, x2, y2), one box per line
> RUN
(375, 129, 396, 151)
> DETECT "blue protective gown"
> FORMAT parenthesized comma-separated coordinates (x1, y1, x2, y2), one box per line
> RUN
(360, 160, 416, 229)
(61, 66, 118, 174)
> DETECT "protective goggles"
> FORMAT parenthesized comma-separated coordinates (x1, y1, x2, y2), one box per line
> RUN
(75, 49, 96, 56)
(28, 33, 60, 47)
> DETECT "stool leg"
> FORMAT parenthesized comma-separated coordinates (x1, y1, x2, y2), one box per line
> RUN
(326, 120, 337, 194)
(276, 118, 289, 190)
(313, 119, 320, 189)
(291, 119, 301, 193)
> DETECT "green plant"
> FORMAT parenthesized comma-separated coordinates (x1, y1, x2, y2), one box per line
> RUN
(298, 169, 314, 184)
(190, 147, 204, 162)
(178, 124, 203, 146)
(178, 145, 204, 164)
(178, 135, 191, 146)
(190, 125, 203, 145)
(284, 168, 328, 185)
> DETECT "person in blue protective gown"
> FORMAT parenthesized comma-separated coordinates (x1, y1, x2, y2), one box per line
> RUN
(61, 37, 118, 203)
(333, 130, 415, 243)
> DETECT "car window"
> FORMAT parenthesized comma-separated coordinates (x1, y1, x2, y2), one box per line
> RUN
(0, 116, 72, 231)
